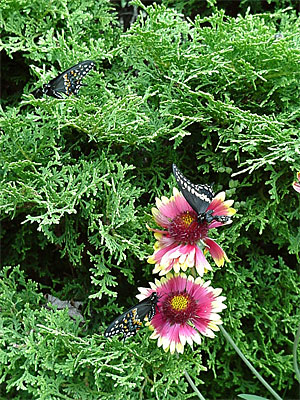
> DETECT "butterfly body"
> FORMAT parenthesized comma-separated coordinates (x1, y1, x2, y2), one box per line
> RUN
(34, 60, 95, 99)
(172, 164, 230, 224)
(104, 292, 158, 340)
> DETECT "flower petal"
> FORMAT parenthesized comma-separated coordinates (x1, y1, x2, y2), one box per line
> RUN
(205, 238, 229, 267)
(293, 173, 300, 193)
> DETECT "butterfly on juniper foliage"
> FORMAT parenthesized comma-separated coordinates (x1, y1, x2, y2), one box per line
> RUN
(172, 164, 230, 224)
(104, 293, 158, 340)
(33, 60, 95, 99)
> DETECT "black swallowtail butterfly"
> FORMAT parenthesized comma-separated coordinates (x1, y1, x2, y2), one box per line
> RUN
(104, 293, 158, 340)
(33, 60, 95, 99)
(172, 164, 230, 224)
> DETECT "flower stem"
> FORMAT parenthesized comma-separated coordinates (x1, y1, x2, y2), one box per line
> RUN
(293, 323, 300, 384)
(176, 352, 206, 400)
(183, 369, 206, 400)
(220, 325, 283, 400)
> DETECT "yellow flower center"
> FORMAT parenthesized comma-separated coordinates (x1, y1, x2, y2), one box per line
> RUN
(170, 295, 189, 311)
(163, 291, 196, 323)
(181, 212, 194, 227)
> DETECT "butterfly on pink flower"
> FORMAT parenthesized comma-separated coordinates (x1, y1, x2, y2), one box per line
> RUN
(148, 187, 235, 276)
(137, 273, 226, 354)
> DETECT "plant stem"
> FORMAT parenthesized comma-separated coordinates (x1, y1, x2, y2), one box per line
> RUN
(176, 351, 206, 399)
(183, 369, 206, 400)
(220, 325, 283, 400)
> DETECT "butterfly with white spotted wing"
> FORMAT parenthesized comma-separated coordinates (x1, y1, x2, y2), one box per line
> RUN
(33, 60, 95, 99)
(104, 293, 158, 341)
(172, 164, 230, 224)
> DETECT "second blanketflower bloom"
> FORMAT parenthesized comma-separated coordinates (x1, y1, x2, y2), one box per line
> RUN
(137, 273, 227, 354)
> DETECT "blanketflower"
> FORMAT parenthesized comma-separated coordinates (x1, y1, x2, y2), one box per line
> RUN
(293, 172, 300, 193)
(137, 273, 226, 354)
(148, 188, 236, 276)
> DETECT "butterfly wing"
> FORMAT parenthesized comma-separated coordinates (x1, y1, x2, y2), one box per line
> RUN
(104, 293, 158, 340)
(172, 164, 214, 215)
(42, 60, 95, 98)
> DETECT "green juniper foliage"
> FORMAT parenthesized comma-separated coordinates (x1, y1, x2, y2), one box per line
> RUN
(0, 0, 299, 399)
(0, 266, 206, 400)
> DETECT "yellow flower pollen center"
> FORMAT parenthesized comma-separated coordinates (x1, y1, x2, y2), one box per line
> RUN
(181, 212, 194, 227)
(170, 295, 189, 311)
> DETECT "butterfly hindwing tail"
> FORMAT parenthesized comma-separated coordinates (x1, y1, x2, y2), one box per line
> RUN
(172, 164, 214, 215)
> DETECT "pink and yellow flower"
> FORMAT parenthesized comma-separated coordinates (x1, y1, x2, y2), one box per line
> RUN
(148, 188, 235, 276)
(137, 273, 226, 354)
(293, 172, 300, 193)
